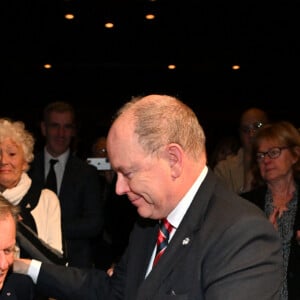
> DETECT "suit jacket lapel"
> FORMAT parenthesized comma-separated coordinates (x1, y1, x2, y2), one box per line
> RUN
(136, 169, 216, 299)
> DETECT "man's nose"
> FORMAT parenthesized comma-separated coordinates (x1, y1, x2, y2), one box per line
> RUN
(115, 175, 130, 196)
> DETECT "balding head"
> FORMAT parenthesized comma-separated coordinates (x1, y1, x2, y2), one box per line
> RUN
(110, 94, 206, 161)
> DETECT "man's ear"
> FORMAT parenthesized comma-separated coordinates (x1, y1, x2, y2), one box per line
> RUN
(166, 143, 183, 179)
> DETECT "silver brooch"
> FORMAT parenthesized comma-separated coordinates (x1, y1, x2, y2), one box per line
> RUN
(182, 237, 190, 245)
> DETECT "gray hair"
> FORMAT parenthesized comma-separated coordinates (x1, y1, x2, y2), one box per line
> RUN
(43, 101, 76, 124)
(114, 94, 206, 161)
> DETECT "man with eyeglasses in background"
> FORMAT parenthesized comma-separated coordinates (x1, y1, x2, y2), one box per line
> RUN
(214, 107, 269, 194)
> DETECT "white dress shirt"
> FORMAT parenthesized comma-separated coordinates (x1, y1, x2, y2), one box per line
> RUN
(145, 166, 208, 277)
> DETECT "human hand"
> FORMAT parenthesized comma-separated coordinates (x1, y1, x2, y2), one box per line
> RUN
(106, 263, 115, 277)
(269, 207, 288, 230)
(13, 258, 31, 274)
(269, 208, 279, 230)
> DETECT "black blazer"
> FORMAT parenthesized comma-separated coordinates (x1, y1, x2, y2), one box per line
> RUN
(35, 169, 283, 300)
(242, 185, 300, 300)
(28, 151, 104, 267)
(0, 273, 35, 300)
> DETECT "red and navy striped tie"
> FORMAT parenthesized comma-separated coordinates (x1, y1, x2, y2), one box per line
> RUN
(153, 218, 173, 266)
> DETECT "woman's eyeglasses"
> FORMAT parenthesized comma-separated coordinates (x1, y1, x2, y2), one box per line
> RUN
(256, 146, 290, 162)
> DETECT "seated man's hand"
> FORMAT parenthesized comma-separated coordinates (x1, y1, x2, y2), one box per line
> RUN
(13, 258, 31, 274)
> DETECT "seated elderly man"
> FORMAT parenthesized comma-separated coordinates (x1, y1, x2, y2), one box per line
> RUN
(0, 195, 35, 300)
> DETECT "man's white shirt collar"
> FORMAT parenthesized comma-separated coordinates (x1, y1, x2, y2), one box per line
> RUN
(168, 165, 208, 230)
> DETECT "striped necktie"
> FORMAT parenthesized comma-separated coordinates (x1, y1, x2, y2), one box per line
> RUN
(153, 218, 173, 266)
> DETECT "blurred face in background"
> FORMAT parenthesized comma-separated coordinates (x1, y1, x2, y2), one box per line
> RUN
(0, 213, 16, 290)
(41, 111, 76, 157)
(0, 138, 27, 191)
(92, 137, 108, 158)
(239, 108, 269, 153)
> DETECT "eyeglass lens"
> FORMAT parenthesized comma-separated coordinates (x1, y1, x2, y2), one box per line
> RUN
(256, 147, 288, 161)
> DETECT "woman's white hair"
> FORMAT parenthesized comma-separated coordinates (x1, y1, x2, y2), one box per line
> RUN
(0, 118, 35, 165)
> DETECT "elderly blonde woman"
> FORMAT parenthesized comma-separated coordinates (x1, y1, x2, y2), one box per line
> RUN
(0, 118, 65, 264)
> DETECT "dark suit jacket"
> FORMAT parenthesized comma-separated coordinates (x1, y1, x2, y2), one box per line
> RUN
(0, 273, 35, 300)
(242, 185, 300, 300)
(92, 173, 138, 270)
(35, 169, 283, 300)
(28, 151, 104, 267)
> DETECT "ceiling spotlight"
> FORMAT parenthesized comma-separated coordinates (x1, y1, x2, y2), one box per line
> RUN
(145, 14, 155, 20)
(43, 64, 52, 69)
(64, 13, 75, 20)
(105, 22, 114, 29)
(232, 65, 240, 70)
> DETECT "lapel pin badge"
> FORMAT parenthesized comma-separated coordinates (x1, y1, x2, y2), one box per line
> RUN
(182, 237, 190, 245)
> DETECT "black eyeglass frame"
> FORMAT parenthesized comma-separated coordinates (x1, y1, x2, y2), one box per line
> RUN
(256, 146, 290, 162)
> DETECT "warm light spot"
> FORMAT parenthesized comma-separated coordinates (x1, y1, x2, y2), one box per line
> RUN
(105, 22, 114, 29)
(232, 65, 240, 70)
(43, 64, 52, 69)
(65, 14, 75, 20)
(168, 64, 176, 70)
(145, 14, 155, 20)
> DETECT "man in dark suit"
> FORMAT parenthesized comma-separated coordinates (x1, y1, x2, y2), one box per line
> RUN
(28, 101, 103, 267)
(0, 196, 35, 300)
(15, 95, 283, 299)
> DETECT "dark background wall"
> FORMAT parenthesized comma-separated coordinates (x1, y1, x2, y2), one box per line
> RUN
(3, 0, 299, 156)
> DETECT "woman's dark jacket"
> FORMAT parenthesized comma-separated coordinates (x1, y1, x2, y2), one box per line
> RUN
(242, 185, 300, 300)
